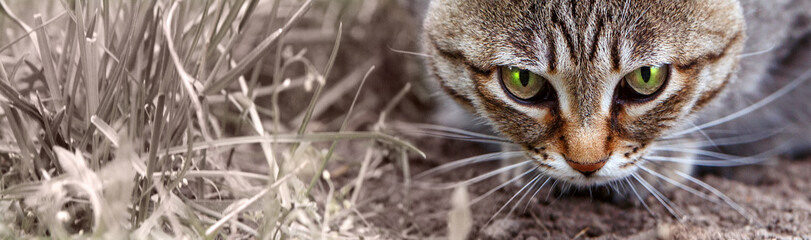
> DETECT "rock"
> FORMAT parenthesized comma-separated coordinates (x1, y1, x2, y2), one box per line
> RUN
(482, 218, 521, 239)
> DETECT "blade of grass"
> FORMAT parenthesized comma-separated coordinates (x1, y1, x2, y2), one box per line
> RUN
(1, 104, 34, 181)
(202, 0, 313, 95)
(348, 83, 414, 205)
(138, 95, 165, 226)
(237, 0, 260, 31)
(154, 131, 424, 158)
(0, 12, 66, 55)
(215, 42, 280, 180)
(205, 0, 246, 55)
(294, 22, 340, 136)
(204, 161, 308, 236)
(90, 115, 119, 147)
(0, 0, 40, 55)
(78, 0, 101, 120)
(162, 2, 213, 147)
(0, 60, 35, 180)
(33, 14, 63, 110)
(290, 56, 378, 126)
(306, 65, 374, 194)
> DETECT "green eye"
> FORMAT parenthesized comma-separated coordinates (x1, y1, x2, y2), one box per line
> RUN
(500, 66, 547, 100)
(623, 65, 669, 95)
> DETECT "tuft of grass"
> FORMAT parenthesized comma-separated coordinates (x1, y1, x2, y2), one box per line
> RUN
(0, 0, 421, 239)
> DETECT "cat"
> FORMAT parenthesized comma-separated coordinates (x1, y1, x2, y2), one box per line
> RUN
(419, 0, 811, 217)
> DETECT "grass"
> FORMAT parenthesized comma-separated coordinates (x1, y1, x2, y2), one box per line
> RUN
(0, 0, 422, 238)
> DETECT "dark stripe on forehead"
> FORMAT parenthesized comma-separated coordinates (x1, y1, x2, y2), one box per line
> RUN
(544, 29, 558, 73)
(610, 33, 621, 72)
(676, 31, 744, 71)
(588, 17, 604, 61)
(509, 26, 542, 67)
(550, 11, 577, 61)
(427, 35, 493, 76)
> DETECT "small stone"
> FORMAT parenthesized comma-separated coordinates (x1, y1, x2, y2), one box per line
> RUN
(656, 224, 675, 240)
(482, 218, 520, 239)
(587, 218, 609, 237)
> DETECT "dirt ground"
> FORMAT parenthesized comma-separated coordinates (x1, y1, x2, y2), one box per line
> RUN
(351, 138, 811, 239)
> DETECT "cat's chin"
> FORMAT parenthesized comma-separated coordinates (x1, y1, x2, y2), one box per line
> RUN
(555, 173, 635, 187)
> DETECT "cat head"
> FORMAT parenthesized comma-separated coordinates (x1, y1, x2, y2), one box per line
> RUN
(423, 0, 746, 185)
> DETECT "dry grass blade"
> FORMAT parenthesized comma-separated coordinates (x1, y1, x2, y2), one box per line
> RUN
(205, 161, 308, 236)
(307, 65, 375, 194)
(33, 14, 63, 110)
(203, 0, 313, 95)
(0, 12, 66, 54)
(294, 22, 341, 138)
(162, 2, 211, 145)
(0, 0, 40, 54)
(448, 186, 472, 240)
(157, 131, 423, 157)
(90, 115, 119, 147)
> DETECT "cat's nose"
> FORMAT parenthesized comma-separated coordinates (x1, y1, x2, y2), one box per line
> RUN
(566, 159, 607, 176)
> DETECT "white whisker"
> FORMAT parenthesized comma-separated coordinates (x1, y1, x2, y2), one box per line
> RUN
(485, 172, 542, 226)
(638, 165, 723, 205)
(406, 129, 512, 145)
(657, 129, 779, 148)
(670, 68, 811, 137)
(396, 123, 513, 144)
(738, 44, 776, 59)
(651, 147, 745, 160)
(547, 182, 570, 206)
(632, 173, 685, 221)
(645, 155, 771, 167)
(606, 181, 617, 195)
(415, 151, 525, 178)
(546, 179, 560, 201)
(508, 174, 544, 216)
(673, 171, 755, 223)
(389, 48, 433, 58)
(692, 122, 721, 151)
(424, 161, 533, 190)
(470, 168, 536, 205)
(625, 178, 654, 217)
(523, 177, 552, 212)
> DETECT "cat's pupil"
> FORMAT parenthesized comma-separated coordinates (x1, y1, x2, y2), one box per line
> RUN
(641, 67, 652, 83)
(520, 70, 530, 86)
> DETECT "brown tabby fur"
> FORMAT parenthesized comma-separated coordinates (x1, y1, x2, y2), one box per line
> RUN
(423, 0, 752, 185)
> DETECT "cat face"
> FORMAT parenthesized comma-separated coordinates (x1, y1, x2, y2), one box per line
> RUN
(423, 0, 745, 186)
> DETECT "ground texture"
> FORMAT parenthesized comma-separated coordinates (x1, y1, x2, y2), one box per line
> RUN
(351, 139, 811, 239)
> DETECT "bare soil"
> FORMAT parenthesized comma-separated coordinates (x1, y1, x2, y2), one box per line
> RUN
(352, 137, 811, 239)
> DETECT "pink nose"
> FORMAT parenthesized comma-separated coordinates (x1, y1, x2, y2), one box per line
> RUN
(566, 160, 606, 176)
